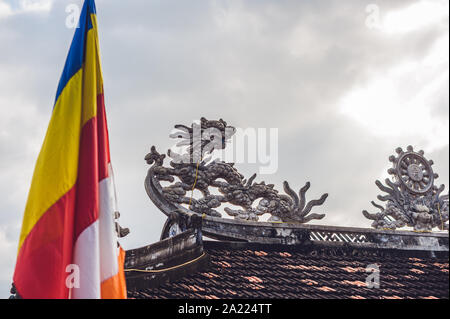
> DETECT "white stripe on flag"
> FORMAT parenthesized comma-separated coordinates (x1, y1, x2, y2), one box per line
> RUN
(72, 220, 100, 299)
(99, 171, 120, 282)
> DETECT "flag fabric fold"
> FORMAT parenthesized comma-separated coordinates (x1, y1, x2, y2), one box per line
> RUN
(13, 0, 127, 299)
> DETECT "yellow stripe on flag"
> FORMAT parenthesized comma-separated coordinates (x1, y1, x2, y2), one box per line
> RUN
(18, 70, 84, 251)
(81, 14, 104, 124)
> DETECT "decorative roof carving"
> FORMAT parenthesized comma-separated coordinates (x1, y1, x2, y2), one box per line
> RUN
(145, 118, 328, 225)
(363, 146, 449, 232)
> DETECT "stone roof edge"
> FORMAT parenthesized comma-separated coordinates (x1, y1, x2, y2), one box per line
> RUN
(203, 215, 449, 237)
(201, 215, 449, 251)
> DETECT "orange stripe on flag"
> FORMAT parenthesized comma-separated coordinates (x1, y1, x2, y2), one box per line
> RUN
(101, 248, 127, 299)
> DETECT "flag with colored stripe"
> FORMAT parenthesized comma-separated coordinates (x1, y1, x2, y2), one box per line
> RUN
(13, 0, 127, 299)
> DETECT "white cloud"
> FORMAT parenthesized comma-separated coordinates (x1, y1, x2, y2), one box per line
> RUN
(0, 0, 52, 18)
(0, 228, 16, 298)
(340, 24, 449, 152)
(0, 1, 12, 19)
(383, 0, 449, 34)
(288, 25, 330, 61)
(340, 66, 449, 147)
(19, 0, 53, 13)
(212, 0, 264, 34)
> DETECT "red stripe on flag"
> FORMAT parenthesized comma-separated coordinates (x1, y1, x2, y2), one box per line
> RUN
(73, 116, 99, 240)
(97, 93, 111, 181)
(13, 187, 77, 299)
(73, 93, 110, 240)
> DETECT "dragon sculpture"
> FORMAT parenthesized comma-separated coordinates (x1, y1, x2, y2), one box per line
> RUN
(363, 146, 449, 232)
(145, 118, 328, 223)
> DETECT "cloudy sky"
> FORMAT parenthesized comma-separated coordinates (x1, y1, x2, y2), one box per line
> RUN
(0, 0, 448, 298)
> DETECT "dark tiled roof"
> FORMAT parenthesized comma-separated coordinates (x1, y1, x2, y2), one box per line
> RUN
(128, 242, 449, 299)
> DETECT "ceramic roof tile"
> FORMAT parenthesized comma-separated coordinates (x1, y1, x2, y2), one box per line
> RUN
(128, 244, 449, 299)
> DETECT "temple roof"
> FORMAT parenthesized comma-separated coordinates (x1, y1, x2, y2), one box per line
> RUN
(128, 241, 448, 299)
(124, 223, 449, 299)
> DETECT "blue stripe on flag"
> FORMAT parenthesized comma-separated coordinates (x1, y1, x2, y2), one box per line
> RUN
(54, 0, 97, 105)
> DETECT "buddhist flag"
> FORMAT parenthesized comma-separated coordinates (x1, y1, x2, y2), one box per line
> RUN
(13, 0, 126, 299)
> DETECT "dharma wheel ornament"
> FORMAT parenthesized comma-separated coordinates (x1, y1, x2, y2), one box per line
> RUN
(363, 146, 449, 232)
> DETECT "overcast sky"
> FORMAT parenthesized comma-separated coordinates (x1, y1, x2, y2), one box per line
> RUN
(0, 0, 448, 298)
